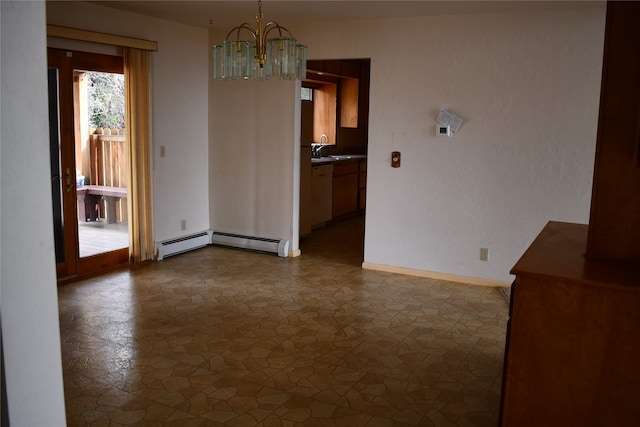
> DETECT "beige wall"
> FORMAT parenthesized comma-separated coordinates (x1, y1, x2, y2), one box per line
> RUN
(208, 80, 301, 251)
(271, 4, 606, 282)
(303, 5, 606, 282)
(1, 1, 67, 424)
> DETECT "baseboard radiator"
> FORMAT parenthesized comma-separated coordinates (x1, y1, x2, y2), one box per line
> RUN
(211, 231, 289, 257)
(156, 231, 212, 260)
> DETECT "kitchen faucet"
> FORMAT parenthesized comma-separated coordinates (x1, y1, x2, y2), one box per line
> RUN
(312, 134, 329, 157)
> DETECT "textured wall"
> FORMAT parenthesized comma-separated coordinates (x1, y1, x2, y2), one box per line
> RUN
(209, 80, 301, 251)
(291, 4, 606, 282)
(1, 1, 67, 424)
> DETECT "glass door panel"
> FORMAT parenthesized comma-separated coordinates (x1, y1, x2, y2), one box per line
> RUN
(73, 70, 129, 259)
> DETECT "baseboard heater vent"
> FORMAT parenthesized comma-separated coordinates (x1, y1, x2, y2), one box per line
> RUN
(211, 232, 289, 257)
(156, 231, 212, 260)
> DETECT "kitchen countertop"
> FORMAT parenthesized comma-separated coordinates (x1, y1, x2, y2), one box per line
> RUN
(311, 155, 366, 165)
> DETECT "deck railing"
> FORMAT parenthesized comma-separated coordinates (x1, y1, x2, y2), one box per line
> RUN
(88, 128, 127, 222)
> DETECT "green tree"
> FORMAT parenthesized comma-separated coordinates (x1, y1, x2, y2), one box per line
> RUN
(87, 71, 125, 129)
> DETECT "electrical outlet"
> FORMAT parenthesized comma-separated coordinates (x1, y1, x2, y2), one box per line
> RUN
(480, 247, 489, 261)
(181, 219, 186, 231)
(160, 145, 166, 158)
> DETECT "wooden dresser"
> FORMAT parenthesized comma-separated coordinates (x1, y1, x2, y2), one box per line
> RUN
(500, 221, 640, 426)
(501, 3, 640, 424)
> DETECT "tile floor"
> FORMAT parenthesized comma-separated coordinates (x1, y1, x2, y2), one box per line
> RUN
(58, 216, 509, 426)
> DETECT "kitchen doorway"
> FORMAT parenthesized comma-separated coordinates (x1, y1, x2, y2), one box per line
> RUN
(299, 58, 370, 264)
(300, 214, 365, 267)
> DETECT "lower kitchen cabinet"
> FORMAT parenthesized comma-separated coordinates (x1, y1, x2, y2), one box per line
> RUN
(332, 158, 366, 219)
(332, 160, 358, 218)
(358, 159, 367, 210)
(500, 221, 640, 426)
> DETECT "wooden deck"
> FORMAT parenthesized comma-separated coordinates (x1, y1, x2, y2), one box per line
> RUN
(78, 220, 128, 258)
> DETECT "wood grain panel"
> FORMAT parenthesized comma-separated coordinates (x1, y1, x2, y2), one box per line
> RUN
(586, 1, 640, 262)
(501, 222, 640, 426)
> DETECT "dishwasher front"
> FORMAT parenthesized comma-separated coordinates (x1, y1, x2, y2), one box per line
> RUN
(311, 163, 333, 227)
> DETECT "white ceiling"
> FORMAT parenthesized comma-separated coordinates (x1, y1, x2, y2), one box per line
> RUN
(89, 1, 602, 30)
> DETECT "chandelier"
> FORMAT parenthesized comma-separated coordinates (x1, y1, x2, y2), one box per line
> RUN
(212, 0, 307, 81)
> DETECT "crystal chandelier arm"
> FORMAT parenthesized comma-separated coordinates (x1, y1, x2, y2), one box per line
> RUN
(263, 22, 294, 41)
(225, 23, 258, 41)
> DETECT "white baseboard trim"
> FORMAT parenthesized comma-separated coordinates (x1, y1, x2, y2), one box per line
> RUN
(361, 262, 511, 288)
(289, 249, 302, 258)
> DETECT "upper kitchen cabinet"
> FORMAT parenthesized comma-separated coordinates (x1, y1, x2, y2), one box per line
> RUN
(586, 1, 640, 262)
(305, 59, 370, 151)
(340, 77, 359, 129)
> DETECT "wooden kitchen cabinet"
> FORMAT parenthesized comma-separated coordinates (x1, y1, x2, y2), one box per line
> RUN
(358, 159, 367, 210)
(500, 222, 640, 426)
(332, 160, 359, 219)
(332, 158, 367, 219)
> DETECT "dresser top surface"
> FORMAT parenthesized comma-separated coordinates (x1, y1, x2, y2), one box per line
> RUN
(511, 221, 640, 289)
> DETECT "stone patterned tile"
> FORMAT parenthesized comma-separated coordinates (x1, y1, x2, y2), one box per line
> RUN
(59, 215, 508, 426)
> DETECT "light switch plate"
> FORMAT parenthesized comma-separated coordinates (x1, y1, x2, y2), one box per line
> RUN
(391, 151, 401, 168)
